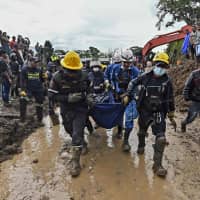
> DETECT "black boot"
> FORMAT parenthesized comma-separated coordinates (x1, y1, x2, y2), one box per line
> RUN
(122, 128, 131, 152)
(36, 105, 44, 126)
(137, 135, 145, 154)
(181, 121, 186, 132)
(116, 126, 123, 139)
(153, 137, 167, 177)
(20, 97, 27, 122)
(70, 146, 82, 177)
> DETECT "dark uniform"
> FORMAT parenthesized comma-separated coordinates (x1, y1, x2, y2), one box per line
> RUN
(126, 53, 175, 177)
(48, 51, 91, 177)
(112, 61, 139, 150)
(49, 69, 90, 146)
(20, 58, 45, 123)
(181, 69, 200, 132)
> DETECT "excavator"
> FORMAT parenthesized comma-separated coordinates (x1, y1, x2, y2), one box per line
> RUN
(142, 25, 193, 59)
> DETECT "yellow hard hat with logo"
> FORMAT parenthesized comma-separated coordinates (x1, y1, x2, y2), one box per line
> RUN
(60, 51, 83, 70)
(153, 52, 169, 65)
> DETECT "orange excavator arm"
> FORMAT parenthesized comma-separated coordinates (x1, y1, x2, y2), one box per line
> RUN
(142, 25, 193, 57)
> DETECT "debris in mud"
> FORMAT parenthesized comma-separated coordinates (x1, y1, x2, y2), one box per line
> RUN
(32, 158, 39, 164)
(0, 99, 48, 163)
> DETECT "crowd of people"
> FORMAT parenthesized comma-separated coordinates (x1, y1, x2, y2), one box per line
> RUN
(0, 29, 199, 180)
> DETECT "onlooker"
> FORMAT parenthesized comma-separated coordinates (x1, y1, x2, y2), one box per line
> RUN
(194, 24, 200, 65)
(0, 32, 11, 55)
(190, 26, 197, 59)
(9, 36, 17, 49)
(0, 50, 12, 106)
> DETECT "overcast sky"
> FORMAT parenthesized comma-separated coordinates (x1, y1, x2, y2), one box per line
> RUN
(0, 0, 185, 52)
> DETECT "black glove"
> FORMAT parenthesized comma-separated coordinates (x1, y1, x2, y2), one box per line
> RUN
(86, 94, 95, 108)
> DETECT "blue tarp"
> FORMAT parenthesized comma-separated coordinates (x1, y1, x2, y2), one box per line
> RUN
(181, 33, 190, 55)
(90, 103, 125, 129)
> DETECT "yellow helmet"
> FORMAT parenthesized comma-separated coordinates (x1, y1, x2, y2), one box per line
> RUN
(60, 51, 83, 70)
(153, 52, 169, 65)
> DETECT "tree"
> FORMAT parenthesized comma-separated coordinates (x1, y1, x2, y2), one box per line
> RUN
(156, 0, 200, 30)
(89, 46, 100, 59)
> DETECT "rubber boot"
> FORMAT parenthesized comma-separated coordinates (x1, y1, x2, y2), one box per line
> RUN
(181, 121, 186, 132)
(106, 129, 114, 148)
(152, 137, 167, 177)
(137, 135, 145, 155)
(70, 146, 82, 177)
(116, 126, 123, 139)
(20, 97, 27, 122)
(36, 106, 44, 126)
(122, 128, 131, 152)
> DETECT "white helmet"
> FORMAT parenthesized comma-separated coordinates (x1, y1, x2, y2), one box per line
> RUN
(112, 51, 122, 63)
(121, 49, 133, 62)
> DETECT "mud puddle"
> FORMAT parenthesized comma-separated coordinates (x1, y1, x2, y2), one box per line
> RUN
(0, 114, 196, 200)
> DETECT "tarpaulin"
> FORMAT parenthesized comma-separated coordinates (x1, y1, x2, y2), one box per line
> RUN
(181, 33, 190, 55)
(90, 103, 125, 129)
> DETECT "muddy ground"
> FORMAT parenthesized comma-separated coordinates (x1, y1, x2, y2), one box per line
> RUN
(0, 113, 199, 200)
(0, 61, 200, 200)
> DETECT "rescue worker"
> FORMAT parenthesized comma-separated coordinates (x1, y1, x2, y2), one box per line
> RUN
(88, 60, 104, 94)
(89, 60, 116, 147)
(20, 56, 45, 124)
(10, 52, 20, 98)
(46, 61, 57, 83)
(104, 50, 122, 89)
(181, 68, 200, 132)
(123, 52, 175, 177)
(48, 51, 92, 177)
(104, 51, 122, 141)
(112, 49, 139, 151)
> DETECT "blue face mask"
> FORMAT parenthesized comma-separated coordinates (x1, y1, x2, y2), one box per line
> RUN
(153, 66, 166, 76)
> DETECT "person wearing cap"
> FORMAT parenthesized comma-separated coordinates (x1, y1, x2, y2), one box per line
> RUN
(48, 51, 91, 177)
(112, 49, 139, 151)
(88, 60, 105, 94)
(20, 56, 45, 124)
(123, 52, 175, 177)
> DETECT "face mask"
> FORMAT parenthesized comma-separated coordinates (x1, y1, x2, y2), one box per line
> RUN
(93, 67, 100, 72)
(153, 66, 166, 76)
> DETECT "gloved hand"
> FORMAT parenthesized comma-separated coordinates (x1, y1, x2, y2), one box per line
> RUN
(20, 91, 27, 97)
(67, 93, 83, 103)
(168, 111, 177, 131)
(104, 80, 111, 91)
(167, 111, 175, 119)
(49, 113, 60, 126)
(121, 95, 129, 106)
(86, 94, 95, 108)
(42, 72, 48, 79)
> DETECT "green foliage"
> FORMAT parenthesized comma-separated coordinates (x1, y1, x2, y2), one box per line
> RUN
(166, 40, 183, 64)
(156, 0, 200, 29)
(89, 46, 100, 59)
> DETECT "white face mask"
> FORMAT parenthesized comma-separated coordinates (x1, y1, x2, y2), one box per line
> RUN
(153, 66, 166, 76)
(93, 67, 100, 72)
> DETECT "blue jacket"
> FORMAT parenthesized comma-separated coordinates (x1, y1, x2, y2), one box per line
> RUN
(112, 64, 139, 94)
(104, 63, 121, 82)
